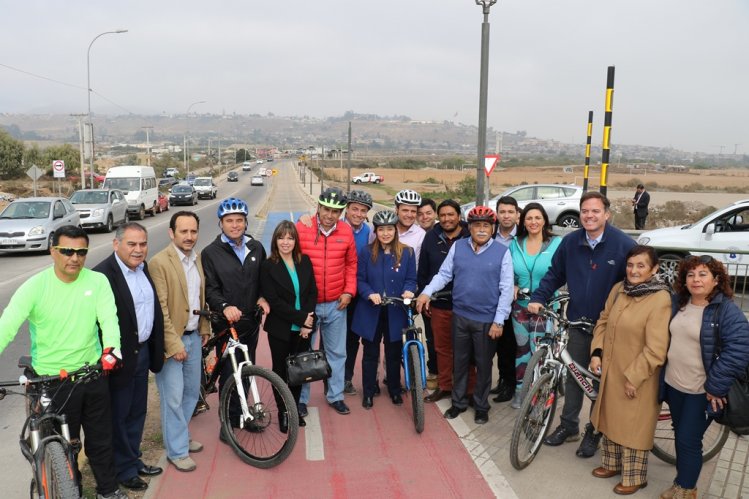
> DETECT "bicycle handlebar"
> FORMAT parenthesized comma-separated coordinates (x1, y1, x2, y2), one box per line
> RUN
(0, 362, 102, 393)
(193, 305, 263, 324)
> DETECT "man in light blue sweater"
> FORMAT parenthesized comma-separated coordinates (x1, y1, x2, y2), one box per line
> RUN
(417, 206, 513, 425)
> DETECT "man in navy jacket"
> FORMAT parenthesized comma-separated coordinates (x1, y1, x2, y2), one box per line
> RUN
(528, 191, 635, 458)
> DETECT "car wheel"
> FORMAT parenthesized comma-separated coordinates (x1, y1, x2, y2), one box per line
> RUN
(47, 233, 54, 254)
(658, 253, 685, 286)
(105, 215, 114, 233)
(375, 179, 380, 184)
(557, 213, 580, 229)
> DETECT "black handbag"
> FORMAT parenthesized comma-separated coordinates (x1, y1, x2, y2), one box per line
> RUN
(711, 302, 749, 434)
(286, 349, 331, 386)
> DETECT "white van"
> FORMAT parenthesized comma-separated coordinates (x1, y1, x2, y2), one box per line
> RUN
(103, 166, 158, 220)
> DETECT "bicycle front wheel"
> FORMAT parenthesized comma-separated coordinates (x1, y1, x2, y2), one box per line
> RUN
(40, 441, 79, 499)
(510, 372, 558, 470)
(408, 344, 425, 433)
(219, 365, 298, 468)
(651, 403, 730, 465)
(519, 345, 548, 404)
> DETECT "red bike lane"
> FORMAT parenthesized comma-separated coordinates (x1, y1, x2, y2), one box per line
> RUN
(146, 337, 495, 499)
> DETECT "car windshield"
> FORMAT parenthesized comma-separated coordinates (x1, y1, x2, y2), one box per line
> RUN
(70, 191, 108, 204)
(104, 178, 139, 192)
(172, 186, 191, 193)
(0, 201, 51, 219)
(193, 179, 211, 186)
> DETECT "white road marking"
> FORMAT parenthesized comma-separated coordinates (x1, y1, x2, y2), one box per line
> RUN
(437, 399, 518, 499)
(305, 406, 325, 461)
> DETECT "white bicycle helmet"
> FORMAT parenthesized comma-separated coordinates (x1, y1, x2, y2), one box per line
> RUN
(394, 189, 421, 206)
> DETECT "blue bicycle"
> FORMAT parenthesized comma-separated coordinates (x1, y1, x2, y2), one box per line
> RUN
(380, 295, 428, 433)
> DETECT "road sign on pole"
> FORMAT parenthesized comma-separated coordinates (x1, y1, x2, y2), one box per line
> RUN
(26, 164, 44, 197)
(52, 160, 66, 179)
(484, 154, 500, 176)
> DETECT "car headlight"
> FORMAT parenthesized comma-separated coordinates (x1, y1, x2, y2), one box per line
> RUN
(28, 225, 45, 236)
(637, 237, 650, 244)
(92, 208, 104, 217)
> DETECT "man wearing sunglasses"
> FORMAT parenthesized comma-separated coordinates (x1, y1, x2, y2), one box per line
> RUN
(93, 222, 165, 491)
(0, 225, 126, 499)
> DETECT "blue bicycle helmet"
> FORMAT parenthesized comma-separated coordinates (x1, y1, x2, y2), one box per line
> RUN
(217, 197, 249, 219)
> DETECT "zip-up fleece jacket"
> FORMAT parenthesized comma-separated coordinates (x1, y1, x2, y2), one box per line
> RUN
(296, 217, 357, 303)
(531, 224, 636, 323)
(202, 234, 266, 332)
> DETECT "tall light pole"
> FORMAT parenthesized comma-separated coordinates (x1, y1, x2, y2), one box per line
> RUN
(87, 29, 128, 187)
(142, 126, 153, 166)
(474, 0, 497, 206)
(183, 100, 206, 177)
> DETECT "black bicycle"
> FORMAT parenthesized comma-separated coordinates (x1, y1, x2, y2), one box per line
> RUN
(0, 356, 102, 499)
(193, 309, 298, 469)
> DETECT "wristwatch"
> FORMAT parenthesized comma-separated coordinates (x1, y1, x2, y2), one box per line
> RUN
(493, 322, 504, 329)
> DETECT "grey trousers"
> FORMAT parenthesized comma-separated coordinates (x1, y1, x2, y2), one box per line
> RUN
(451, 312, 497, 412)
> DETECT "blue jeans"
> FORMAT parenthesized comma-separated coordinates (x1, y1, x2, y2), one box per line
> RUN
(155, 332, 202, 460)
(664, 383, 712, 489)
(299, 301, 347, 404)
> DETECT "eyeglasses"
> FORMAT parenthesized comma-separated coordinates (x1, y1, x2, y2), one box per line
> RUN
(52, 246, 89, 257)
(687, 254, 714, 264)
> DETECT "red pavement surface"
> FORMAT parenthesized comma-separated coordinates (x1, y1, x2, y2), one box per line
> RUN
(148, 337, 495, 499)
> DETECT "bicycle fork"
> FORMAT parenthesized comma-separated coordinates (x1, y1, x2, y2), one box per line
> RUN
(401, 326, 427, 391)
(226, 340, 261, 429)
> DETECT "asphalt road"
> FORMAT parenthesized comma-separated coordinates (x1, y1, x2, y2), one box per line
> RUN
(0, 162, 279, 497)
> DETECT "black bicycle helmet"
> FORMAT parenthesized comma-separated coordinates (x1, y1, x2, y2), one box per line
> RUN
(217, 197, 249, 218)
(394, 189, 421, 206)
(347, 190, 373, 209)
(318, 187, 348, 209)
(372, 210, 398, 227)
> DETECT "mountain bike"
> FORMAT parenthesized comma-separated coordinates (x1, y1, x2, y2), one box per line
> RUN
(0, 356, 101, 499)
(193, 309, 298, 469)
(509, 304, 729, 470)
(379, 295, 428, 433)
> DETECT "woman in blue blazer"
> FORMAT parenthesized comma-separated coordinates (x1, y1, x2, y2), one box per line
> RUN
(352, 210, 417, 409)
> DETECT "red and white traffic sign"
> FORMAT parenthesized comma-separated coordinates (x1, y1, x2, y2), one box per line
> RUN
(484, 154, 500, 176)
(52, 160, 66, 179)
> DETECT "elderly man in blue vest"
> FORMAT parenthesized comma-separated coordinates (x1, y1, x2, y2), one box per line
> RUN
(416, 206, 513, 425)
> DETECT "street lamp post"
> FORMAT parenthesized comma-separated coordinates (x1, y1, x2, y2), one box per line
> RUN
(87, 29, 128, 187)
(474, 0, 497, 207)
(142, 126, 153, 166)
(183, 100, 206, 177)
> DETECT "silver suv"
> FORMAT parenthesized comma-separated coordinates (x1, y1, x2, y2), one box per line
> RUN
(70, 189, 129, 232)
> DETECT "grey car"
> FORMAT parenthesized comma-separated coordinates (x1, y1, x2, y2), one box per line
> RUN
(462, 184, 582, 228)
(0, 197, 81, 253)
(70, 189, 129, 233)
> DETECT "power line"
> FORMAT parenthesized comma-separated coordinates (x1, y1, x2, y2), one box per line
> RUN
(0, 61, 133, 115)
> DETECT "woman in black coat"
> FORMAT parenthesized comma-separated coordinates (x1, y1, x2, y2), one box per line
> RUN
(260, 220, 317, 430)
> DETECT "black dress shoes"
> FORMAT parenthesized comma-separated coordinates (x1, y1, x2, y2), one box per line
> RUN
(299, 417, 306, 427)
(137, 464, 163, 477)
(120, 476, 148, 490)
(362, 396, 374, 409)
(279, 412, 289, 434)
(443, 406, 467, 419)
(492, 384, 514, 403)
(425, 389, 450, 403)
(474, 410, 489, 425)
(390, 394, 403, 406)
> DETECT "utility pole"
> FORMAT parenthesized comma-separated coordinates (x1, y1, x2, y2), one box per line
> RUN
(347, 121, 352, 194)
(71, 113, 87, 189)
(474, 0, 498, 207)
(142, 126, 153, 166)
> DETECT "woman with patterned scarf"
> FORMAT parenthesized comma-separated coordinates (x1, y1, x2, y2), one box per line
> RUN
(587, 245, 672, 495)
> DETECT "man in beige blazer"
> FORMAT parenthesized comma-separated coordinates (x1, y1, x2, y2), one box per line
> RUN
(149, 211, 210, 472)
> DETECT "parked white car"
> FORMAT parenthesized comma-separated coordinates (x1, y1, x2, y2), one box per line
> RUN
(0, 197, 80, 252)
(638, 199, 749, 278)
(70, 189, 129, 232)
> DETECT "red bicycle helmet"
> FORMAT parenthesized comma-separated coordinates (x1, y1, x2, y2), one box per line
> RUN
(466, 205, 497, 224)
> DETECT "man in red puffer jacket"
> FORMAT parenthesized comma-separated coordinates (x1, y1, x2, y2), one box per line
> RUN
(296, 187, 358, 416)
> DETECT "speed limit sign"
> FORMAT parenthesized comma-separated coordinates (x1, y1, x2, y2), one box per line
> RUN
(52, 160, 66, 179)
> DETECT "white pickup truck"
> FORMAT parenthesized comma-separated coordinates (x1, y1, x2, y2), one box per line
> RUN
(352, 172, 383, 184)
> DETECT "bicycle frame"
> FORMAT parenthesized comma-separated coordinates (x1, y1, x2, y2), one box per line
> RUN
(401, 305, 427, 391)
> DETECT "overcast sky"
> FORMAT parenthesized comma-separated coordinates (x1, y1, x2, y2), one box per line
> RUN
(1, 1, 747, 153)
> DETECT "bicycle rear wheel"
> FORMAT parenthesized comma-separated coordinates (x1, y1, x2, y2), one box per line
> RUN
(651, 403, 730, 464)
(39, 441, 79, 499)
(408, 344, 425, 433)
(219, 364, 298, 468)
(510, 372, 558, 470)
